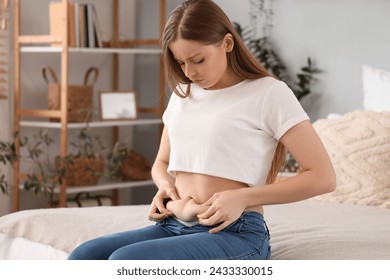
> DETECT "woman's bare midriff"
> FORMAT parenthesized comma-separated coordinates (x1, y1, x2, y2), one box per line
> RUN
(166, 171, 263, 222)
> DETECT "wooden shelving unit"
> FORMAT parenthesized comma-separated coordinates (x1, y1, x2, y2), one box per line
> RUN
(20, 46, 163, 54)
(12, 0, 167, 211)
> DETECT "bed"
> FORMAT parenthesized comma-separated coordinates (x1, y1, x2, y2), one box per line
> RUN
(1, 65, 389, 260)
(1, 199, 390, 260)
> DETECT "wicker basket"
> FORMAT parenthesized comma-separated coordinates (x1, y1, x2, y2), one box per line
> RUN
(120, 150, 151, 181)
(49, 192, 113, 208)
(43, 66, 99, 123)
(56, 155, 105, 186)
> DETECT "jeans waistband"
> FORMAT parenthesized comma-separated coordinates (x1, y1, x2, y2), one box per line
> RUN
(172, 217, 200, 227)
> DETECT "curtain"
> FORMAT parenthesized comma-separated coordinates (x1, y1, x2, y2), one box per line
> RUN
(0, 0, 11, 216)
(0, 0, 9, 100)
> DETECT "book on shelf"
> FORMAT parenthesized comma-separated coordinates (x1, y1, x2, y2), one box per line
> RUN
(86, 4, 95, 48)
(78, 3, 87, 47)
(91, 4, 103, 48)
(49, 1, 102, 48)
(68, 2, 76, 47)
(74, 2, 79, 47)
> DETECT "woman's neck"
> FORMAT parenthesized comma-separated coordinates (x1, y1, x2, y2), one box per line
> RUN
(206, 69, 242, 90)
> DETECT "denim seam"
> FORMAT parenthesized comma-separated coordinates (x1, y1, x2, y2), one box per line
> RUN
(218, 236, 267, 260)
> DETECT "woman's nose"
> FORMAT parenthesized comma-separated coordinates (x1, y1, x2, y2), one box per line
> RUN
(183, 64, 195, 79)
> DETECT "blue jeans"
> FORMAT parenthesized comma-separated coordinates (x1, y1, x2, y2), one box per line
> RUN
(68, 211, 270, 260)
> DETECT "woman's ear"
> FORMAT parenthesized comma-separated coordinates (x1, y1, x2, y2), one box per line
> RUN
(224, 33, 234, 52)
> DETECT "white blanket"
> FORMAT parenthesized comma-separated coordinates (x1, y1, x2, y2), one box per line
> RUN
(0, 205, 152, 255)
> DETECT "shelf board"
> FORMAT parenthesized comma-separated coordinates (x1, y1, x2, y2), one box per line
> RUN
(57, 179, 155, 194)
(20, 46, 162, 54)
(20, 118, 162, 129)
(20, 179, 155, 194)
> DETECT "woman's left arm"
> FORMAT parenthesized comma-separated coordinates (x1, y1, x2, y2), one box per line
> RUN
(254, 120, 336, 202)
(198, 120, 336, 232)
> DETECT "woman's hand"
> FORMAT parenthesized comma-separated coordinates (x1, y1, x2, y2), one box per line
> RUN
(148, 184, 180, 222)
(197, 189, 248, 234)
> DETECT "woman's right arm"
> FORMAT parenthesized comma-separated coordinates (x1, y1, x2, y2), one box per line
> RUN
(149, 126, 180, 221)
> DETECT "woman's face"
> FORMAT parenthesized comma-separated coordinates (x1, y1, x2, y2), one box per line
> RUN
(169, 36, 235, 90)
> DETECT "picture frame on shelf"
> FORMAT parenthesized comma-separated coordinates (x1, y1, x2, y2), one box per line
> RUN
(99, 91, 138, 120)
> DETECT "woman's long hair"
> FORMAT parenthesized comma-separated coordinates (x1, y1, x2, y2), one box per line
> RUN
(161, 0, 286, 184)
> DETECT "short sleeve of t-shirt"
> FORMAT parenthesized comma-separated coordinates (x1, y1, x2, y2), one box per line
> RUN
(163, 84, 187, 126)
(261, 81, 309, 140)
(162, 92, 175, 126)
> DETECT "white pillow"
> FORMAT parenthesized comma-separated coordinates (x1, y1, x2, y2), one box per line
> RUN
(312, 111, 390, 208)
(362, 64, 390, 111)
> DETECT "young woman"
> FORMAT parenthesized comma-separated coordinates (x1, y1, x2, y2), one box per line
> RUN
(68, 0, 335, 260)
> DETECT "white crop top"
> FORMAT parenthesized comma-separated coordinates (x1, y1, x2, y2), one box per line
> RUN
(162, 77, 309, 187)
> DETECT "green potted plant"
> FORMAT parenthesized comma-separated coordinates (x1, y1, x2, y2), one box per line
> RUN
(234, 22, 321, 102)
(21, 127, 106, 195)
(56, 127, 106, 187)
(0, 133, 20, 195)
(1, 131, 63, 196)
(23, 130, 64, 194)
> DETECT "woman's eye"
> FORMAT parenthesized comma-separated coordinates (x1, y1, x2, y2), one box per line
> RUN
(194, 59, 204, 64)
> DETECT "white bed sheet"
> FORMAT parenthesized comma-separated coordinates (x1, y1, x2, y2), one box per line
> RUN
(0, 233, 67, 260)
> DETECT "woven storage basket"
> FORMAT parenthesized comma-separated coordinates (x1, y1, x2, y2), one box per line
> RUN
(56, 156, 105, 186)
(120, 150, 151, 181)
(48, 192, 112, 208)
(43, 66, 99, 123)
(49, 192, 112, 208)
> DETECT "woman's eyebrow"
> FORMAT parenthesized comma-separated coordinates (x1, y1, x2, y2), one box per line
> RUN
(175, 53, 202, 62)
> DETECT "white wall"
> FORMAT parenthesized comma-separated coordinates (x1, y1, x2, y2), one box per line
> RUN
(215, 0, 390, 120)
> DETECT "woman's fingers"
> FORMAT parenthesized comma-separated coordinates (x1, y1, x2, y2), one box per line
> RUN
(147, 185, 181, 222)
(201, 196, 213, 207)
(198, 208, 220, 225)
(167, 188, 180, 201)
(148, 212, 167, 221)
(148, 201, 169, 221)
(198, 211, 234, 234)
(155, 197, 169, 214)
(197, 201, 218, 220)
(209, 220, 232, 234)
